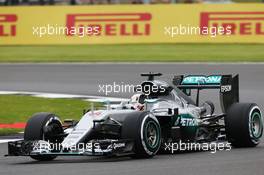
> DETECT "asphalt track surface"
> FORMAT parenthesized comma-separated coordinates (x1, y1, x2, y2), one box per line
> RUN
(0, 63, 264, 175)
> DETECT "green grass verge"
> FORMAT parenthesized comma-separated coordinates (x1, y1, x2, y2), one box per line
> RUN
(0, 44, 264, 62)
(0, 95, 100, 135)
(0, 128, 22, 136)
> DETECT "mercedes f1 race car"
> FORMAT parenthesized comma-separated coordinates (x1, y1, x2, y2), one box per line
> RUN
(6, 73, 263, 161)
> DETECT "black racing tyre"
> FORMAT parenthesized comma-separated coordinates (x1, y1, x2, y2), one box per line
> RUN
(121, 111, 161, 158)
(24, 112, 64, 161)
(225, 103, 263, 147)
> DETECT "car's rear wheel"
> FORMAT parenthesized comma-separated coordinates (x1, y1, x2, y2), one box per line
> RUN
(225, 103, 263, 147)
(121, 111, 161, 158)
(24, 112, 64, 161)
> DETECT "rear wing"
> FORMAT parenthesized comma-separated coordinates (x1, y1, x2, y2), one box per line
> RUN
(173, 74, 239, 112)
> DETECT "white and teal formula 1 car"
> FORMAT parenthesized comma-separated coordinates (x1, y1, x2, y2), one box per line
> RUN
(6, 73, 263, 161)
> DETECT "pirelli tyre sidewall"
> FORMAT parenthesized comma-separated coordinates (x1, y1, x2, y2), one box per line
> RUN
(249, 106, 263, 142)
(121, 111, 161, 158)
(140, 114, 161, 155)
(225, 103, 263, 147)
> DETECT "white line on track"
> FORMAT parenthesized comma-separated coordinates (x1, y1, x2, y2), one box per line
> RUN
(0, 91, 128, 102)
(0, 139, 21, 144)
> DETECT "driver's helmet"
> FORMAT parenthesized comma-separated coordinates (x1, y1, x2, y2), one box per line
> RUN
(130, 94, 145, 111)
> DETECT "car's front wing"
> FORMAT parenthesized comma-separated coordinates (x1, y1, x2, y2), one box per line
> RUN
(5, 139, 135, 157)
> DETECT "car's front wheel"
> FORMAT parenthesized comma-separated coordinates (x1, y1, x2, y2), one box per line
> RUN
(121, 111, 161, 158)
(24, 112, 64, 161)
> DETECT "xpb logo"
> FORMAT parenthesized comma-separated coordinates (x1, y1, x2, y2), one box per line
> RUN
(0, 14, 17, 37)
(200, 12, 264, 35)
(66, 13, 152, 36)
